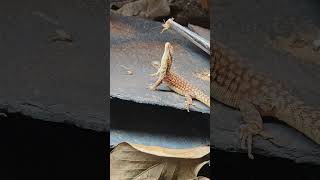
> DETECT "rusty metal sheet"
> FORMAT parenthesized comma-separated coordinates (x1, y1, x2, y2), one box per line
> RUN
(110, 15, 210, 114)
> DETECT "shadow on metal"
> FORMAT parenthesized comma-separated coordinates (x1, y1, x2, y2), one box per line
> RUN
(110, 98, 209, 148)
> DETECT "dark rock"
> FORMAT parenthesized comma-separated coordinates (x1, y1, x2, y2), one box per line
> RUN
(0, 0, 108, 131)
(111, 0, 170, 19)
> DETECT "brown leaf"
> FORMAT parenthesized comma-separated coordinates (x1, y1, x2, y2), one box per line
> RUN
(196, 176, 210, 180)
(110, 142, 210, 180)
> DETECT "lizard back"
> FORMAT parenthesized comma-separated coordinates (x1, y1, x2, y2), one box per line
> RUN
(211, 42, 284, 108)
(164, 71, 210, 107)
(211, 42, 320, 144)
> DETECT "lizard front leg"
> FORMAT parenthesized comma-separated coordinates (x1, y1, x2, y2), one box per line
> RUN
(239, 100, 273, 159)
(149, 72, 166, 90)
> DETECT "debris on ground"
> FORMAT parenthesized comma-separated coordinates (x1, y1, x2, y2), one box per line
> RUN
(48, 29, 73, 42)
(120, 65, 133, 75)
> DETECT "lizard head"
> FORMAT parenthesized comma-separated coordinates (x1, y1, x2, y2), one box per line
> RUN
(165, 42, 174, 56)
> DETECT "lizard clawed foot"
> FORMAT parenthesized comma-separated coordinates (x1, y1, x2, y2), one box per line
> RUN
(239, 124, 255, 159)
(184, 102, 190, 112)
(149, 85, 157, 91)
(240, 124, 279, 159)
(184, 94, 193, 112)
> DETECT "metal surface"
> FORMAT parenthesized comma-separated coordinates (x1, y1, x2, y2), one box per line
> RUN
(110, 15, 210, 148)
(164, 18, 210, 54)
(110, 15, 210, 113)
(110, 99, 209, 148)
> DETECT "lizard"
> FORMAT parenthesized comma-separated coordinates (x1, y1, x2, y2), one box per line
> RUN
(149, 42, 211, 112)
(211, 42, 320, 159)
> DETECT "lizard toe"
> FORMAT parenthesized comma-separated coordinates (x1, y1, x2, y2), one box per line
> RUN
(239, 124, 255, 159)
(184, 103, 190, 112)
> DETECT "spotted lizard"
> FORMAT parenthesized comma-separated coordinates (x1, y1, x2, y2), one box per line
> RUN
(212, 42, 320, 159)
(149, 42, 210, 112)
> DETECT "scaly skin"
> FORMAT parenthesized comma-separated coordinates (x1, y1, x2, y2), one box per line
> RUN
(150, 42, 210, 111)
(212, 42, 320, 159)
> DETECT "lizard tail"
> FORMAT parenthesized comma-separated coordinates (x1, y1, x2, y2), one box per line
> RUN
(195, 90, 210, 107)
(276, 97, 320, 144)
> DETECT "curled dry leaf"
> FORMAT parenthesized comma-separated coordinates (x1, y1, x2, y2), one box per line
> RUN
(185, 176, 210, 180)
(192, 176, 210, 180)
(110, 142, 210, 180)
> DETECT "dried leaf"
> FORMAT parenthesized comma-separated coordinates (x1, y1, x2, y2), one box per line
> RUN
(196, 176, 210, 180)
(110, 142, 210, 180)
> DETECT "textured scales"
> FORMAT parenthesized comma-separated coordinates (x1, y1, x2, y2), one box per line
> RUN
(212, 42, 320, 159)
(150, 42, 210, 111)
